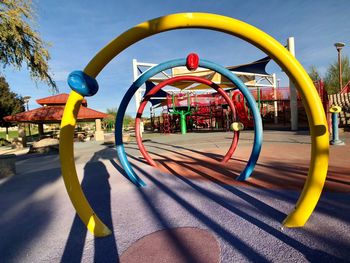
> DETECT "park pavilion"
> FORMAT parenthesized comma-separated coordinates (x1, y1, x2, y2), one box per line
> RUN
(4, 93, 107, 141)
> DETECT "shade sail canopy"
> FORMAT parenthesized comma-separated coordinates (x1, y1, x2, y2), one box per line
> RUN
(227, 56, 271, 75)
(148, 56, 272, 90)
(144, 81, 170, 106)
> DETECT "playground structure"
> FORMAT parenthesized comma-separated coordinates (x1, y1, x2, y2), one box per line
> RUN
(150, 89, 256, 133)
(151, 90, 253, 133)
(59, 13, 329, 237)
(328, 84, 350, 127)
(143, 76, 328, 134)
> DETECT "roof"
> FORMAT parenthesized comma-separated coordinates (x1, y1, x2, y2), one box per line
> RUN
(36, 93, 87, 107)
(341, 80, 350, 94)
(4, 105, 107, 123)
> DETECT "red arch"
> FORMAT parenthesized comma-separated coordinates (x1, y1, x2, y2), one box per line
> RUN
(135, 76, 240, 166)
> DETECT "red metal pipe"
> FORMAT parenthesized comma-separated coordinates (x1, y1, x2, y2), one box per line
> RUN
(135, 75, 239, 167)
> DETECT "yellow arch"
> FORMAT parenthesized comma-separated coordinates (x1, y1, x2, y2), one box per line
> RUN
(60, 12, 329, 236)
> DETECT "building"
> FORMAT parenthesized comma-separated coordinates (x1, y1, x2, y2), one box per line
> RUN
(4, 93, 107, 141)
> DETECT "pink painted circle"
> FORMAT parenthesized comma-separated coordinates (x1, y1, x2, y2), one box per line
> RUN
(120, 227, 220, 263)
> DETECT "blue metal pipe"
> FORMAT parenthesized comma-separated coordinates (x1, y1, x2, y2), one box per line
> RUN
(330, 111, 344, 145)
(115, 58, 263, 186)
(332, 112, 339, 142)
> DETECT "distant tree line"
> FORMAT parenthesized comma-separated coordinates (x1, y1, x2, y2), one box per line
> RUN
(0, 77, 25, 130)
(103, 107, 135, 131)
(308, 56, 350, 94)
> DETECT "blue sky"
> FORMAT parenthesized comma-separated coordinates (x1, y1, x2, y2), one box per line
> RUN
(3, 0, 350, 115)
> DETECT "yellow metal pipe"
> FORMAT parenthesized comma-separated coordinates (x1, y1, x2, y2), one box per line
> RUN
(60, 13, 329, 235)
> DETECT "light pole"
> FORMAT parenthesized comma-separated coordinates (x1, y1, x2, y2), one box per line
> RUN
(334, 42, 345, 92)
(23, 96, 31, 136)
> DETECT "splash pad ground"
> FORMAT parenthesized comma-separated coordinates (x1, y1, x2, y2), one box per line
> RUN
(1, 130, 349, 262)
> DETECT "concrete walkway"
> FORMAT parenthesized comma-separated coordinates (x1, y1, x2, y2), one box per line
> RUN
(0, 130, 349, 262)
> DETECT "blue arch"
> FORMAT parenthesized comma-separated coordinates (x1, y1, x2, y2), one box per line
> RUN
(115, 58, 263, 187)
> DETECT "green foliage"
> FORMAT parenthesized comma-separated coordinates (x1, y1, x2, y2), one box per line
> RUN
(102, 107, 134, 130)
(0, 0, 56, 91)
(123, 114, 134, 128)
(0, 76, 25, 127)
(106, 107, 118, 117)
(324, 56, 350, 94)
(307, 57, 350, 95)
(0, 130, 18, 140)
(103, 107, 117, 130)
(308, 65, 321, 81)
(103, 115, 115, 131)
